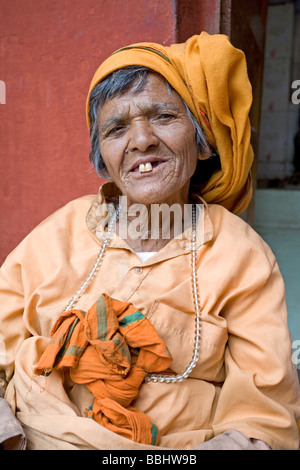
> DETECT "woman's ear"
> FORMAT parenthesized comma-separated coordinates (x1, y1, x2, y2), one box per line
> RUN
(99, 167, 112, 180)
(198, 151, 212, 161)
(197, 142, 215, 161)
(97, 156, 112, 180)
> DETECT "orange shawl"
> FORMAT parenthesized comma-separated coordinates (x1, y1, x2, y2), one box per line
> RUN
(86, 32, 254, 214)
(35, 294, 172, 445)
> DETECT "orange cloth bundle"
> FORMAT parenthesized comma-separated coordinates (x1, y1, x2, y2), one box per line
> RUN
(86, 32, 254, 214)
(35, 294, 172, 445)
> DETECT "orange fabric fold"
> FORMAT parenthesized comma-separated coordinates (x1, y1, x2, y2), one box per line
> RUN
(86, 32, 254, 214)
(34, 294, 172, 445)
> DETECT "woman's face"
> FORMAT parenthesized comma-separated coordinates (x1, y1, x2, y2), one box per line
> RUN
(98, 72, 205, 207)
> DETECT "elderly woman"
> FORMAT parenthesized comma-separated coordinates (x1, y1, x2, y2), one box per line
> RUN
(0, 32, 299, 451)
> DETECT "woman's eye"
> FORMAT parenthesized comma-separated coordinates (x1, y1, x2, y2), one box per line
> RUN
(158, 113, 175, 120)
(107, 125, 124, 136)
(155, 113, 177, 123)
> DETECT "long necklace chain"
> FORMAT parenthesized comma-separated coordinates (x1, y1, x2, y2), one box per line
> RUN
(62, 207, 120, 313)
(62, 204, 201, 383)
(145, 203, 201, 383)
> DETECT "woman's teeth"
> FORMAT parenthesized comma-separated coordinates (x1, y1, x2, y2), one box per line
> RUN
(139, 162, 153, 173)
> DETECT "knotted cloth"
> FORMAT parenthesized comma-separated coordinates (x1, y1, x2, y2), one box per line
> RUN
(86, 31, 254, 214)
(35, 294, 172, 445)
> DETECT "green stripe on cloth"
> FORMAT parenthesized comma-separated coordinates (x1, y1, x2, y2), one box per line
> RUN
(112, 335, 131, 363)
(112, 45, 172, 65)
(56, 317, 80, 359)
(96, 295, 109, 341)
(150, 421, 159, 445)
(59, 344, 85, 359)
(119, 310, 144, 327)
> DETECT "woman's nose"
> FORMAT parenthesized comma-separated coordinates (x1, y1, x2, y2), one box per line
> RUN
(127, 120, 159, 152)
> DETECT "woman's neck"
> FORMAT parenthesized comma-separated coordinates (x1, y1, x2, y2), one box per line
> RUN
(116, 193, 192, 252)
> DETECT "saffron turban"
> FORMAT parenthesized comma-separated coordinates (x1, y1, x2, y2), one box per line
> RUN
(86, 32, 254, 214)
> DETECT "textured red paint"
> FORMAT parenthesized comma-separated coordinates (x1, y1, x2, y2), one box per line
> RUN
(0, 0, 177, 262)
(176, 0, 221, 41)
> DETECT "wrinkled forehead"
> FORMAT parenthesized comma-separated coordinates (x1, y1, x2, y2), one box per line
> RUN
(87, 58, 198, 129)
(96, 67, 177, 107)
(97, 72, 187, 125)
(102, 70, 179, 102)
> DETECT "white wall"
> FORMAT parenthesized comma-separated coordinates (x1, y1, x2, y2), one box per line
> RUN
(258, 2, 299, 181)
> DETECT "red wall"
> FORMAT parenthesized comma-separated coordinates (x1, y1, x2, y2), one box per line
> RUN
(0, 0, 220, 263)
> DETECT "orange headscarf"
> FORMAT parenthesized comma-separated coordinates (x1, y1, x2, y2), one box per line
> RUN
(86, 32, 254, 214)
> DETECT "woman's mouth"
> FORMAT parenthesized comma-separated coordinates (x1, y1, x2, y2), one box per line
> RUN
(131, 160, 165, 174)
(139, 162, 153, 173)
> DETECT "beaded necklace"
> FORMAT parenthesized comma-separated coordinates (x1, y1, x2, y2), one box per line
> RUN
(62, 204, 201, 383)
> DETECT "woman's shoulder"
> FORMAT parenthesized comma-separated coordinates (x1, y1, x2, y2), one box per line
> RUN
(207, 203, 275, 262)
(2, 194, 97, 267)
(36, 194, 96, 229)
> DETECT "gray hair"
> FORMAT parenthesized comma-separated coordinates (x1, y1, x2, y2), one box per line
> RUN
(88, 66, 213, 178)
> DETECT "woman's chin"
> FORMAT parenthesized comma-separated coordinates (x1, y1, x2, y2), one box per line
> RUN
(124, 187, 178, 207)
